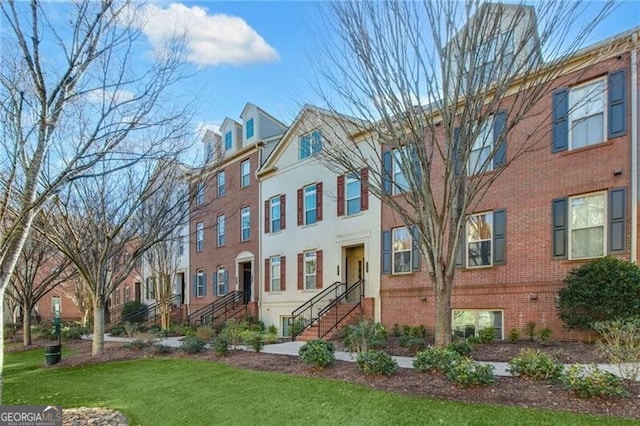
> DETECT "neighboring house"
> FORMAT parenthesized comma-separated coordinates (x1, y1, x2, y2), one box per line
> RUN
(188, 103, 288, 323)
(380, 23, 639, 340)
(258, 105, 382, 338)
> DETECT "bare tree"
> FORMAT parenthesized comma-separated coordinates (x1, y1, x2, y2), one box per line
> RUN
(61, 278, 94, 329)
(6, 221, 76, 346)
(312, 1, 615, 346)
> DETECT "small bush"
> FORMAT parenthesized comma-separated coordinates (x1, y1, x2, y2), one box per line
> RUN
(507, 349, 563, 381)
(108, 324, 125, 337)
(263, 333, 279, 344)
(124, 339, 148, 351)
(356, 350, 398, 376)
(299, 340, 335, 370)
(241, 330, 265, 353)
(123, 321, 140, 338)
(446, 357, 496, 388)
(402, 325, 412, 337)
(391, 324, 401, 337)
(478, 327, 495, 344)
(413, 347, 461, 374)
(221, 319, 244, 348)
(593, 317, 640, 380)
(267, 325, 278, 335)
(538, 328, 553, 345)
(195, 326, 215, 342)
(406, 338, 426, 355)
(121, 301, 148, 323)
(448, 340, 473, 357)
(562, 365, 629, 399)
(524, 322, 536, 341)
(213, 335, 229, 356)
(153, 344, 172, 355)
(507, 328, 520, 344)
(343, 320, 388, 353)
(61, 324, 87, 340)
(180, 336, 207, 354)
(410, 325, 427, 338)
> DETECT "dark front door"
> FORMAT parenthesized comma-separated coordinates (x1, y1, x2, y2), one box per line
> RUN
(134, 282, 141, 302)
(243, 265, 252, 304)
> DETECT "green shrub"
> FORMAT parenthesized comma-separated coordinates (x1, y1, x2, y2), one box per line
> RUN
(124, 339, 148, 351)
(213, 335, 229, 356)
(356, 350, 398, 376)
(398, 334, 412, 348)
(263, 333, 279, 344)
(221, 319, 244, 348)
(477, 327, 495, 344)
(410, 325, 427, 338)
(241, 330, 265, 353)
(524, 321, 536, 341)
(413, 347, 461, 374)
(180, 336, 207, 354)
(391, 324, 401, 337)
(538, 327, 553, 345)
(61, 323, 87, 340)
(448, 340, 473, 357)
(108, 324, 125, 337)
(506, 328, 520, 344)
(123, 321, 140, 338)
(562, 365, 629, 399)
(593, 317, 640, 380)
(402, 325, 412, 337)
(507, 349, 563, 381)
(121, 301, 148, 323)
(152, 344, 172, 355)
(195, 326, 215, 342)
(557, 257, 640, 330)
(406, 338, 426, 355)
(343, 320, 388, 353)
(446, 357, 496, 388)
(267, 325, 278, 335)
(299, 340, 335, 370)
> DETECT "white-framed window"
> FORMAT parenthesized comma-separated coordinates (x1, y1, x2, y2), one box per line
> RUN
(124, 286, 130, 303)
(299, 130, 322, 159)
(241, 160, 250, 188)
(241, 207, 250, 242)
(569, 78, 606, 150)
(468, 120, 493, 175)
(114, 289, 120, 305)
(246, 118, 254, 139)
(392, 148, 409, 194)
(196, 222, 204, 252)
(217, 215, 225, 247)
(195, 182, 204, 205)
(224, 131, 233, 150)
(51, 296, 61, 314)
(304, 251, 317, 289)
(304, 184, 317, 225)
(270, 256, 281, 291)
(177, 235, 184, 256)
(477, 32, 514, 84)
(217, 267, 227, 296)
(467, 212, 493, 267)
(392, 227, 411, 274)
(196, 270, 205, 298)
(145, 277, 155, 299)
(205, 143, 214, 162)
(217, 171, 226, 197)
(346, 172, 362, 216)
(453, 310, 503, 340)
(569, 192, 606, 259)
(270, 196, 281, 233)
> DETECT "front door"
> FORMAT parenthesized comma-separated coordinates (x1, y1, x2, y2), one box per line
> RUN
(344, 245, 365, 302)
(134, 282, 141, 303)
(242, 263, 252, 304)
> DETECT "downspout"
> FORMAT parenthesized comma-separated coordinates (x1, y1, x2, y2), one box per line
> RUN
(631, 31, 638, 263)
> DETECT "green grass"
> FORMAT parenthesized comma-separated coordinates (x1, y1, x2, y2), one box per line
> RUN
(3, 349, 636, 426)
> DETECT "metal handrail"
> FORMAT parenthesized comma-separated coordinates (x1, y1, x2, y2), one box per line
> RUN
(290, 281, 345, 341)
(187, 291, 245, 326)
(317, 279, 365, 339)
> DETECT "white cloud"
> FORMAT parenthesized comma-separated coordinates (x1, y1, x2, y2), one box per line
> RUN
(85, 88, 135, 104)
(137, 3, 279, 66)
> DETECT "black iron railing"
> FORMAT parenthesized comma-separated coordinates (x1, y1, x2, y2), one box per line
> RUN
(187, 291, 246, 326)
(120, 294, 182, 324)
(317, 279, 364, 339)
(290, 281, 345, 341)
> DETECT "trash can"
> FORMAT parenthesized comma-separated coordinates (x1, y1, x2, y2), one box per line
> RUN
(44, 344, 61, 366)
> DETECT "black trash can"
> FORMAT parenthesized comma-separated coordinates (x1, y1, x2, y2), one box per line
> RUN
(44, 344, 61, 366)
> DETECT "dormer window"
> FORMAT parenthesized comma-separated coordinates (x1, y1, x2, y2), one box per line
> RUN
(246, 118, 254, 139)
(299, 130, 322, 160)
(224, 131, 232, 151)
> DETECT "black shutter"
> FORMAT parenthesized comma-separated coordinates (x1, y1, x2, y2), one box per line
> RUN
(608, 69, 627, 139)
(608, 187, 626, 254)
(552, 197, 568, 258)
(411, 225, 421, 271)
(493, 111, 507, 168)
(493, 209, 506, 265)
(382, 151, 392, 195)
(381, 230, 391, 274)
(552, 89, 569, 153)
(192, 275, 197, 297)
(453, 127, 462, 176)
(203, 273, 207, 296)
(213, 272, 218, 296)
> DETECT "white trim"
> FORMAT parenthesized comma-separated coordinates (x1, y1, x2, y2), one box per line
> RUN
(567, 191, 607, 260)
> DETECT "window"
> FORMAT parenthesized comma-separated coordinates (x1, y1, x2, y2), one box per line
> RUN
(217, 215, 225, 247)
(217, 171, 226, 197)
(270, 196, 281, 232)
(303, 251, 317, 290)
(177, 235, 184, 256)
(467, 212, 493, 267)
(569, 78, 605, 150)
(241, 160, 250, 188)
(51, 296, 61, 314)
(205, 143, 214, 162)
(270, 256, 281, 291)
(195, 182, 204, 206)
(216, 267, 227, 296)
(392, 227, 411, 274)
(114, 289, 120, 305)
(195, 270, 205, 298)
(346, 172, 361, 216)
(224, 131, 232, 150)
(453, 310, 503, 340)
(281, 316, 293, 337)
(246, 118, 254, 139)
(196, 222, 204, 252)
(304, 184, 317, 225)
(135, 256, 142, 270)
(299, 130, 322, 159)
(392, 148, 409, 194)
(477, 32, 514, 84)
(337, 169, 369, 216)
(468, 121, 493, 175)
(241, 207, 250, 241)
(145, 277, 155, 299)
(569, 192, 605, 259)
(124, 286, 130, 303)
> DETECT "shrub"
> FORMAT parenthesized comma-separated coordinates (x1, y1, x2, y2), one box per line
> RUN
(507, 349, 563, 381)
(152, 344, 172, 355)
(524, 322, 536, 341)
(406, 338, 427, 355)
(108, 324, 125, 337)
(391, 324, 401, 337)
(195, 326, 215, 342)
(221, 319, 244, 348)
(448, 340, 473, 357)
(299, 340, 335, 370)
(538, 328, 553, 345)
(477, 327, 495, 344)
(562, 365, 629, 399)
(121, 301, 148, 323)
(593, 317, 640, 380)
(123, 321, 140, 338)
(413, 347, 461, 374)
(557, 257, 640, 330)
(356, 351, 398, 376)
(241, 330, 265, 353)
(61, 323, 87, 340)
(124, 339, 148, 351)
(263, 333, 279, 344)
(343, 320, 387, 353)
(267, 325, 278, 335)
(398, 334, 412, 348)
(180, 337, 207, 354)
(410, 325, 427, 338)
(213, 335, 229, 356)
(446, 357, 496, 388)
(506, 328, 520, 344)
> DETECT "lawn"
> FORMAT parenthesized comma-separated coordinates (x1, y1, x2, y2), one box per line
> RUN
(3, 350, 636, 426)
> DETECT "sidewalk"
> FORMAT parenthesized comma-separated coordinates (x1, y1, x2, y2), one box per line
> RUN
(99, 334, 636, 380)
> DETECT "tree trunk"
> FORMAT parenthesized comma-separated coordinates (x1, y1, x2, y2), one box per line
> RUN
(160, 302, 171, 331)
(0, 290, 5, 404)
(22, 302, 32, 346)
(434, 274, 454, 347)
(92, 299, 106, 356)
(82, 308, 90, 328)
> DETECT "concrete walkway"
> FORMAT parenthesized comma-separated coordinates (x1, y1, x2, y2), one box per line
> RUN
(97, 334, 637, 380)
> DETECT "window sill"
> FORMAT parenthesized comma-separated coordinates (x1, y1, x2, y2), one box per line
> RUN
(344, 211, 364, 219)
(561, 140, 613, 156)
(301, 222, 319, 229)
